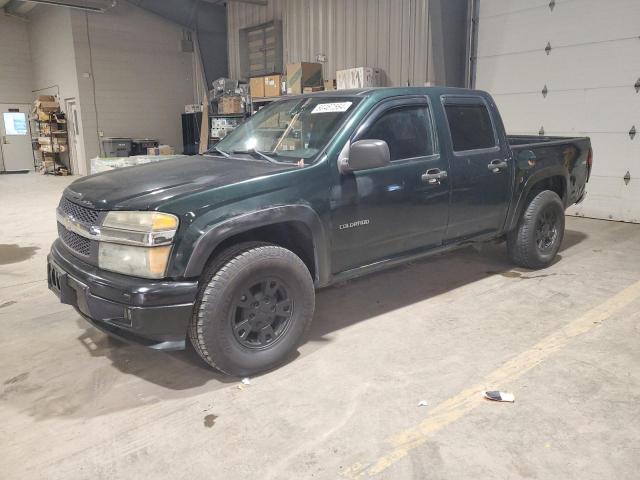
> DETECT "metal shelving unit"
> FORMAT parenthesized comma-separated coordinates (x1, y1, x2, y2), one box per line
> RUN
(32, 112, 68, 175)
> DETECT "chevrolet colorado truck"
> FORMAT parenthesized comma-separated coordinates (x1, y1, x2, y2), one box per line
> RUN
(48, 87, 592, 375)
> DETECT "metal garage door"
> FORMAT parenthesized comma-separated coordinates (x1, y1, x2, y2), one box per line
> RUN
(475, 0, 640, 222)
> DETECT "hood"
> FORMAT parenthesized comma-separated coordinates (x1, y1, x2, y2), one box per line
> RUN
(64, 155, 296, 210)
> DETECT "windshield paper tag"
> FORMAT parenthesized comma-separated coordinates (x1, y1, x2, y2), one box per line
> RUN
(311, 102, 352, 114)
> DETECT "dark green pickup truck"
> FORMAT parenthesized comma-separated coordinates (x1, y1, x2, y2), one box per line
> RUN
(48, 87, 592, 375)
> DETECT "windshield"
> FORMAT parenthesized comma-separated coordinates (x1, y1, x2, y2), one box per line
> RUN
(214, 96, 361, 164)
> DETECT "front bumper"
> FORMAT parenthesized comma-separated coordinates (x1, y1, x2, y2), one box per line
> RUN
(48, 239, 198, 350)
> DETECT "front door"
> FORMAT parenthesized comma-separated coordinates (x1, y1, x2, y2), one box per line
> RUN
(441, 96, 512, 241)
(0, 104, 34, 172)
(330, 97, 451, 273)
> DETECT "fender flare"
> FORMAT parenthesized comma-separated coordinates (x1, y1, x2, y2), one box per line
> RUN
(505, 165, 569, 232)
(183, 205, 331, 285)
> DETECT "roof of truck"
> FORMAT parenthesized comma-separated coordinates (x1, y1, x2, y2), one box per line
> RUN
(285, 86, 485, 100)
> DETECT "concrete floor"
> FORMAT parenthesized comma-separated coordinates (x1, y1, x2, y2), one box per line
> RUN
(1, 172, 640, 480)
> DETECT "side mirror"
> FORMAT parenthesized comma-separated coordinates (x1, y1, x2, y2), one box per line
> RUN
(339, 139, 390, 173)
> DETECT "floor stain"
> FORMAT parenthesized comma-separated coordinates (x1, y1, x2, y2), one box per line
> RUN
(204, 414, 218, 428)
(487, 271, 575, 280)
(0, 244, 39, 266)
(0, 300, 17, 309)
(4, 372, 29, 385)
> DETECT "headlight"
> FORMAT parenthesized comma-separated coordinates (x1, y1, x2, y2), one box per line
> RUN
(99, 243, 171, 279)
(101, 211, 179, 246)
(97, 211, 178, 279)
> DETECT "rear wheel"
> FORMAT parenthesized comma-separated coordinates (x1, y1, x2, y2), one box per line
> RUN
(189, 242, 315, 376)
(507, 190, 565, 269)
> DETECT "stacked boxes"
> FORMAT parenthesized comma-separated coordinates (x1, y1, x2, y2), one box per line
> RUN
(218, 95, 244, 114)
(286, 62, 322, 95)
(211, 117, 242, 139)
(32, 95, 69, 173)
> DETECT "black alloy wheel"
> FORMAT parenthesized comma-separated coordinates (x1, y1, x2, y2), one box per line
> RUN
(231, 278, 294, 349)
(535, 207, 559, 252)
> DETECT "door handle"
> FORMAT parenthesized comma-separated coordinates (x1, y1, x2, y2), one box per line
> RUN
(421, 168, 448, 185)
(488, 159, 508, 173)
(2, 136, 8, 145)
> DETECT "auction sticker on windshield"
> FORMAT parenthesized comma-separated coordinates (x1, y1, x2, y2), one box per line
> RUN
(311, 102, 352, 114)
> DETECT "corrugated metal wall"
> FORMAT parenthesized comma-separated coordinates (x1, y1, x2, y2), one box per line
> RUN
(227, 0, 468, 87)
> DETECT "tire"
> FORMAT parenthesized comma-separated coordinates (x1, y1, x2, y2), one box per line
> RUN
(189, 242, 315, 376)
(507, 190, 565, 269)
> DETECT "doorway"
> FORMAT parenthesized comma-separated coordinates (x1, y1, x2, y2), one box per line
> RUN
(0, 103, 35, 173)
(65, 99, 86, 176)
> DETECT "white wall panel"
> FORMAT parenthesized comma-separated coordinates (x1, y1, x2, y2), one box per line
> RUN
(476, 0, 640, 223)
(67, 2, 195, 162)
(28, 7, 79, 102)
(0, 14, 33, 104)
(478, 0, 548, 18)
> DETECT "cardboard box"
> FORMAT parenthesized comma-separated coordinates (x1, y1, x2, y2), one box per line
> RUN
(323, 79, 336, 91)
(35, 101, 60, 113)
(264, 75, 283, 97)
(218, 95, 243, 114)
(249, 77, 265, 98)
(36, 95, 56, 102)
(303, 86, 324, 94)
(286, 62, 323, 95)
(147, 145, 175, 156)
(336, 67, 383, 90)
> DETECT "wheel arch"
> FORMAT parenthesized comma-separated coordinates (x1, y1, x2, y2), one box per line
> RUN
(184, 205, 330, 286)
(506, 167, 568, 232)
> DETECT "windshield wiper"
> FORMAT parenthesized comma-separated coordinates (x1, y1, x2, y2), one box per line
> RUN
(232, 148, 278, 164)
(206, 146, 230, 158)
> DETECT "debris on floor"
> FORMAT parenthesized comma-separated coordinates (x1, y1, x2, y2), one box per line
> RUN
(418, 400, 429, 407)
(203, 414, 218, 428)
(237, 377, 252, 390)
(482, 391, 515, 402)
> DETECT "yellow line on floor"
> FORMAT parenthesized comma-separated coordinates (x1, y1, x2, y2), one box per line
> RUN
(343, 279, 640, 479)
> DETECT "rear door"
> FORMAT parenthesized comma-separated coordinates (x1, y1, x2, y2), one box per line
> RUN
(330, 96, 450, 273)
(441, 96, 512, 241)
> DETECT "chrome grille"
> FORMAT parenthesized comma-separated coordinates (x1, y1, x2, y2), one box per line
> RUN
(57, 223, 91, 256)
(58, 196, 99, 225)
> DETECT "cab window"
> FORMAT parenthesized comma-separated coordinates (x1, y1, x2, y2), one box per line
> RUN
(444, 103, 496, 152)
(359, 105, 436, 161)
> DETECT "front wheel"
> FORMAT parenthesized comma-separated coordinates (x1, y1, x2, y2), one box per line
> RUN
(189, 242, 315, 376)
(507, 190, 565, 269)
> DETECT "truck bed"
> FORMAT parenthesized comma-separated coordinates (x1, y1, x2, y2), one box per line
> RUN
(507, 134, 589, 148)
(506, 134, 591, 207)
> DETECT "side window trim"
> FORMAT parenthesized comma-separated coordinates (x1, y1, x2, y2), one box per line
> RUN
(351, 96, 440, 164)
(441, 94, 500, 155)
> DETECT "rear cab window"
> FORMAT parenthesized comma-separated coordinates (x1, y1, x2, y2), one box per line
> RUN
(443, 97, 497, 152)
